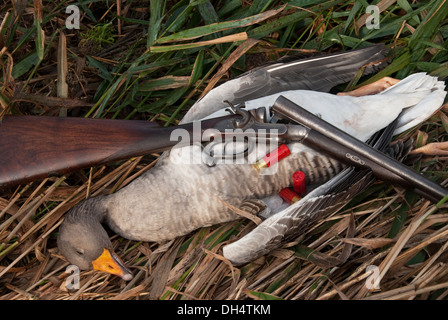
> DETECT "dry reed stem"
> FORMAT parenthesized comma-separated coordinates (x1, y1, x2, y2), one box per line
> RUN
(0, 0, 447, 300)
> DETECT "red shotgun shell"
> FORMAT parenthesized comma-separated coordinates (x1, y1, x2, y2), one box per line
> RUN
(253, 144, 291, 170)
(292, 171, 306, 196)
(279, 188, 301, 204)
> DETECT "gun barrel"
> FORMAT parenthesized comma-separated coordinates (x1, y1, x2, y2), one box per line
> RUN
(272, 95, 448, 203)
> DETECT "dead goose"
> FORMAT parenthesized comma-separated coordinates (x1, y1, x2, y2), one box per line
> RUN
(57, 45, 446, 280)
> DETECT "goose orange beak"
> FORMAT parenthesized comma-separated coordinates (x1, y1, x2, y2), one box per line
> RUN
(92, 248, 133, 281)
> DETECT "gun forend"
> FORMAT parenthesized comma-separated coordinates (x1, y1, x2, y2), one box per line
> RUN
(272, 95, 448, 203)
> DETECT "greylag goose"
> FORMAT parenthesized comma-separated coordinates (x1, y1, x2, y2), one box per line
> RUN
(57, 45, 446, 279)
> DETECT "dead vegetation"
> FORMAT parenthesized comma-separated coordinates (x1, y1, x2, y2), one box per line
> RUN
(0, 0, 448, 300)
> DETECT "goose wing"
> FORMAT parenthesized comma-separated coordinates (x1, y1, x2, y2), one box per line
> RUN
(181, 45, 389, 123)
(223, 120, 413, 265)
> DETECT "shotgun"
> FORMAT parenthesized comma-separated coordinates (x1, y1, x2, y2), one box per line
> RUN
(0, 111, 286, 187)
(0, 99, 446, 203)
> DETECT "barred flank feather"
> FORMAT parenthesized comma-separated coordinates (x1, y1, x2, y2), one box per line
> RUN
(223, 121, 414, 265)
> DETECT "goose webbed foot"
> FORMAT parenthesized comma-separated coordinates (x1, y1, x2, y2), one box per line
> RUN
(337, 77, 400, 97)
(411, 141, 448, 156)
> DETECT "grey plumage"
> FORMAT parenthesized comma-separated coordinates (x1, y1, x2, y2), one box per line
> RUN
(57, 199, 110, 270)
(181, 44, 389, 123)
(222, 122, 415, 265)
(102, 148, 344, 242)
(56, 45, 445, 275)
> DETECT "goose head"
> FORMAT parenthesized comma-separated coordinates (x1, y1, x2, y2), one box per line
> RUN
(57, 199, 133, 281)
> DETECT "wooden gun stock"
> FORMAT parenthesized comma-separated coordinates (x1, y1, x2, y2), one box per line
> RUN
(0, 115, 233, 187)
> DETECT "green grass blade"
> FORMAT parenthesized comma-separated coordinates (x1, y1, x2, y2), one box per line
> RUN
(248, 0, 339, 40)
(190, 50, 205, 86)
(198, 1, 220, 25)
(247, 291, 284, 300)
(33, 0, 44, 62)
(156, 6, 284, 44)
(408, 0, 448, 64)
(86, 56, 112, 81)
(148, 0, 165, 47)
(11, 52, 40, 79)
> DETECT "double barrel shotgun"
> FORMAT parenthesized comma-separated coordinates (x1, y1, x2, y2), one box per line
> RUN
(0, 97, 446, 203)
